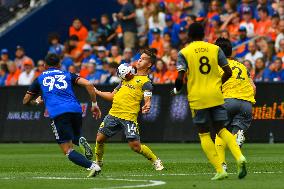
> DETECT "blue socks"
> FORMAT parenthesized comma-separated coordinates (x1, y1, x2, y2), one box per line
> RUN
(67, 149, 92, 168)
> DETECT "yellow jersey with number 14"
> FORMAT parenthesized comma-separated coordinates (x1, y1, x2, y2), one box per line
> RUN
(180, 41, 224, 110)
(219, 59, 256, 104)
(109, 75, 151, 122)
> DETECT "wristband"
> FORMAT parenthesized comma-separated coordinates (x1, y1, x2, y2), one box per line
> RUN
(92, 102, 98, 106)
(35, 99, 40, 105)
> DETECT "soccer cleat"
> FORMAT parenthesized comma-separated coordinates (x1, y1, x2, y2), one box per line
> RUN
(79, 137, 93, 160)
(222, 162, 228, 172)
(211, 171, 228, 181)
(153, 159, 164, 171)
(87, 162, 101, 177)
(237, 155, 247, 179)
(236, 130, 245, 147)
(96, 160, 103, 167)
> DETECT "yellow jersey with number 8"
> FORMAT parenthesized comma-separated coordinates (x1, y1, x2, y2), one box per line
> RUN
(219, 59, 256, 104)
(180, 41, 224, 109)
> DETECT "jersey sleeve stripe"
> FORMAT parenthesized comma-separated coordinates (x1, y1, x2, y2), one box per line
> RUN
(27, 91, 36, 95)
(75, 77, 81, 84)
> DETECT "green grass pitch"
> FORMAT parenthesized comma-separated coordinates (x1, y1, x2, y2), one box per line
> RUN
(0, 143, 283, 189)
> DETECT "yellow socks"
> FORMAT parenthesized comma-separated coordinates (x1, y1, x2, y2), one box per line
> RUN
(139, 144, 158, 163)
(218, 128, 243, 161)
(95, 141, 105, 162)
(215, 135, 226, 164)
(199, 132, 223, 173)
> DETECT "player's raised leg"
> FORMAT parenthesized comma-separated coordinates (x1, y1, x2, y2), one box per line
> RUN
(128, 140, 163, 171)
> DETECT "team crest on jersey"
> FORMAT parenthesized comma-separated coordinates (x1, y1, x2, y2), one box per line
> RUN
(136, 79, 141, 83)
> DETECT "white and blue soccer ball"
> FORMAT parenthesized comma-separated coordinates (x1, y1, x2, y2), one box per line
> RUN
(117, 64, 135, 80)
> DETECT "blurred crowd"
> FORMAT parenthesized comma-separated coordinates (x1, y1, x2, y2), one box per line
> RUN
(1, 0, 284, 87)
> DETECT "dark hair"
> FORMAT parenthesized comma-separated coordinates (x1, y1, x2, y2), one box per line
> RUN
(215, 37, 232, 57)
(101, 14, 109, 19)
(140, 48, 157, 67)
(109, 62, 119, 69)
(0, 64, 8, 73)
(258, 6, 268, 14)
(188, 22, 205, 40)
(48, 33, 60, 44)
(45, 53, 60, 67)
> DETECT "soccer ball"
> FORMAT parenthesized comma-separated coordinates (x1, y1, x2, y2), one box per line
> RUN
(117, 64, 135, 81)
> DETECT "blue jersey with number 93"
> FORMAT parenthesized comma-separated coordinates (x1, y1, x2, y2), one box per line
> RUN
(28, 68, 82, 118)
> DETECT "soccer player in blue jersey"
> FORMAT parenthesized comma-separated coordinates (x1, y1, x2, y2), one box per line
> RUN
(23, 54, 102, 177)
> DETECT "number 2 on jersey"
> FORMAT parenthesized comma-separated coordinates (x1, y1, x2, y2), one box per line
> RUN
(232, 66, 245, 80)
(43, 75, 68, 91)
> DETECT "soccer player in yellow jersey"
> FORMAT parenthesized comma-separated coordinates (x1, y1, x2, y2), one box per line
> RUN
(214, 37, 256, 171)
(174, 23, 247, 180)
(93, 49, 164, 171)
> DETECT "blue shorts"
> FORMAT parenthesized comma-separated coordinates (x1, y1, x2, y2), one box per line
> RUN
(51, 113, 82, 144)
(191, 105, 228, 125)
(99, 114, 140, 141)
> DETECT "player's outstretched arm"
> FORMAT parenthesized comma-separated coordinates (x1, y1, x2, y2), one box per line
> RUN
(94, 88, 116, 101)
(76, 77, 101, 119)
(23, 78, 43, 106)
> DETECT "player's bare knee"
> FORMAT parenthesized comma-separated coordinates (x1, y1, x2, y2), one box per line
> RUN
(96, 133, 107, 144)
(128, 141, 141, 153)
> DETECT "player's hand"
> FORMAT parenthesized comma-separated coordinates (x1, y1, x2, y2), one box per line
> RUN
(35, 96, 44, 105)
(91, 102, 102, 119)
(141, 104, 151, 114)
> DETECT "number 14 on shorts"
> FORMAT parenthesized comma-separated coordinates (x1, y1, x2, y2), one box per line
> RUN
(127, 123, 138, 136)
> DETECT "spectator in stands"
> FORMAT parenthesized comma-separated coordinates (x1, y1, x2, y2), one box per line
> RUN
(207, 0, 222, 19)
(87, 18, 102, 46)
(48, 33, 64, 55)
(61, 56, 74, 72)
(102, 62, 120, 84)
(162, 43, 171, 64)
(255, 6, 272, 37)
(148, 2, 166, 32)
(82, 44, 96, 65)
(263, 57, 284, 82)
(233, 26, 250, 58)
(221, 0, 237, 22)
(5, 62, 20, 86)
(68, 65, 77, 74)
(69, 18, 88, 41)
(100, 14, 117, 46)
(268, 14, 280, 42)
(257, 37, 274, 65)
(18, 59, 35, 86)
(243, 59, 255, 79)
(240, 6, 256, 38)
(254, 0, 274, 19)
(14, 46, 33, 71)
(34, 60, 45, 78)
(121, 47, 133, 64)
(86, 63, 102, 84)
(177, 27, 188, 49)
(207, 14, 221, 43)
(163, 59, 178, 84)
(116, 0, 137, 49)
(275, 19, 284, 53)
(163, 14, 180, 48)
(152, 59, 166, 84)
(107, 45, 122, 64)
(220, 30, 230, 39)
(150, 28, 164, 58)
(244, 41, 263, 67)
(96, 46, 109, 72)
(254, 57, 266, 82)
(276, 39, 284, 62)
(64, 35, 85, 62)
(220, 12, 239, 42)
(0, 49, 12, 65)
(170, 48, 178, 63)
(134, 0, 146, 37)
(0, 64, 8, 87)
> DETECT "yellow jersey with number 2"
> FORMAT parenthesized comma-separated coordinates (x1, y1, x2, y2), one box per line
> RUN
(109, 75, 151, 122)
(219, 59, 256, 104)
(180, 41, 224, 110)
